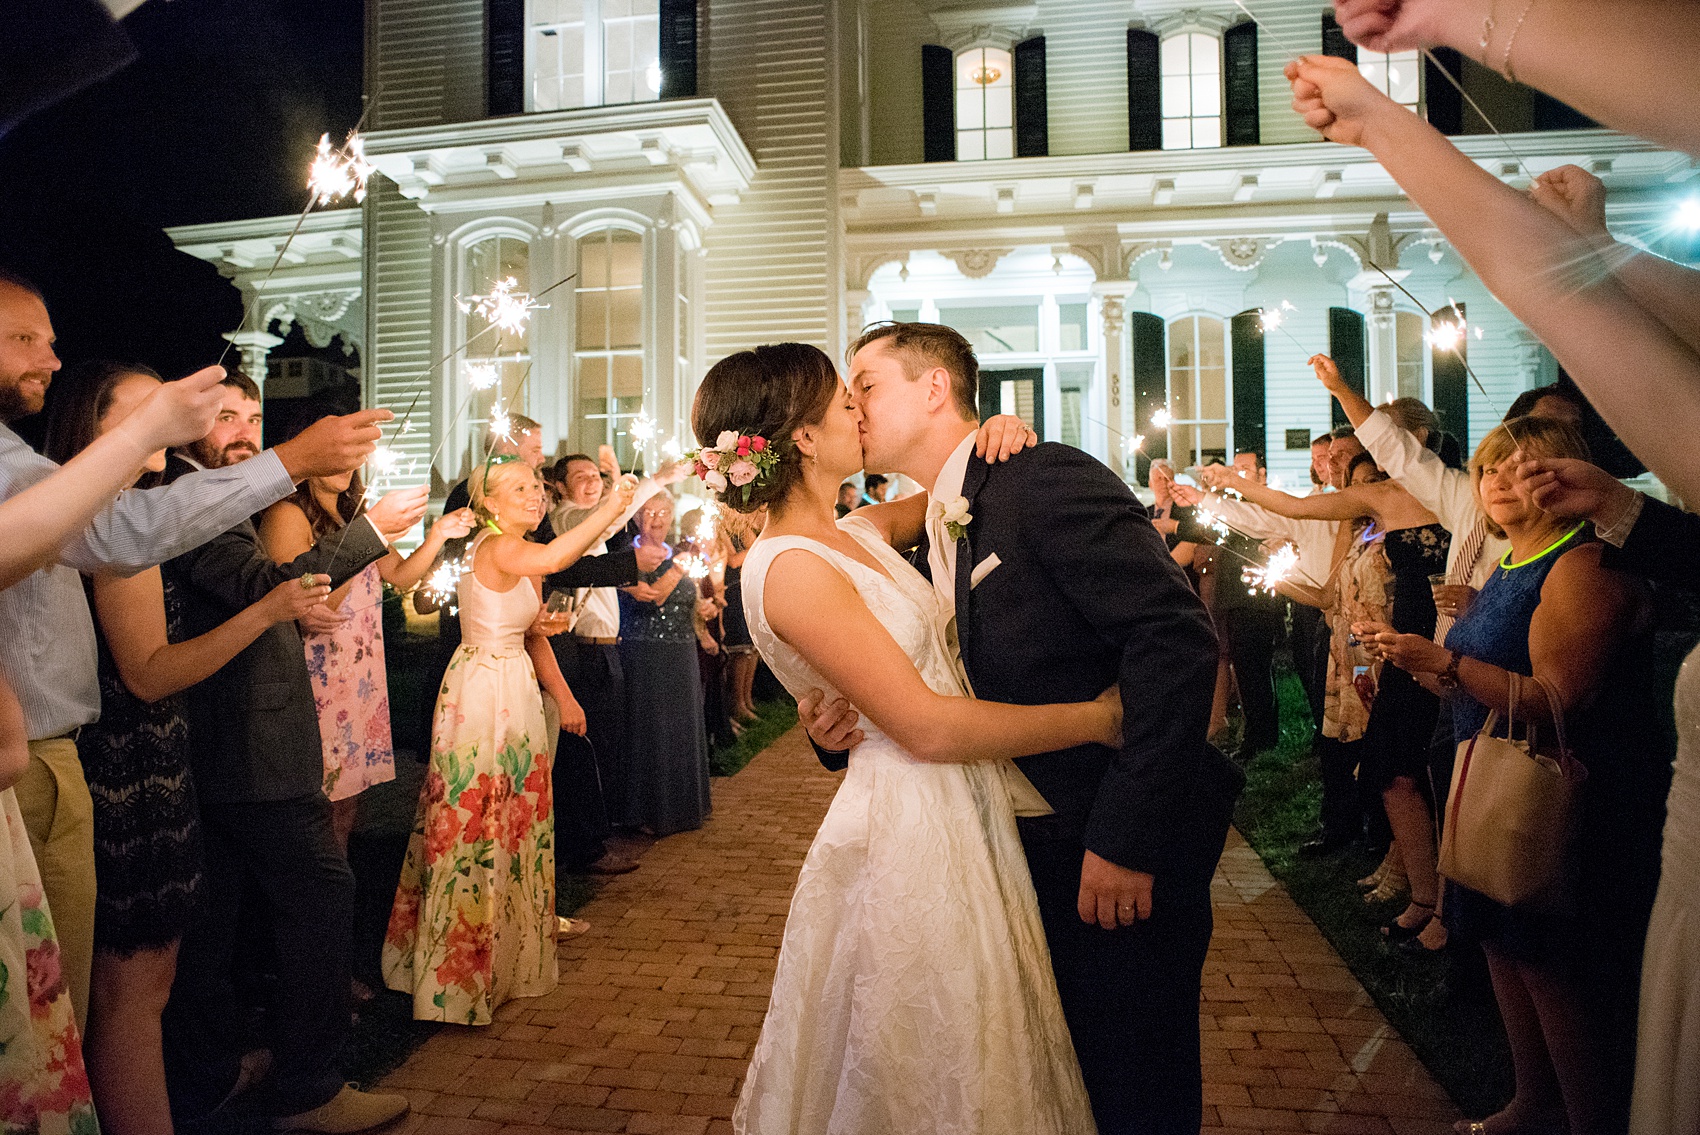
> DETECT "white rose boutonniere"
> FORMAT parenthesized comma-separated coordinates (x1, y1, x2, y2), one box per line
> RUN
(933, 495, 973, 542)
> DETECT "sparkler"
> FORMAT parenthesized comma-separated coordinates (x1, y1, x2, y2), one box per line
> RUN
(420, 558, 466, 615)
(1258, 301, 1317, 356)
(1193, 508, 1233, 544)
(487, 401, 515, 444)
(676, 553, 710, 580)
(464, 360, 499, 392)
(456, 277, 546, 337)
(1243, 543, 1300, 595)
(1151, 407, 1174, 430)
(307, 131, 375, 207)
(694, 507, 718, 547)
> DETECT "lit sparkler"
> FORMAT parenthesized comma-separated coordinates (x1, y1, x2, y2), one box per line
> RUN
(694, 506, 718, 547)
(456, 277, 545, 337)
(1194, 508, 1232, 544)
(370, 445, 402, 477)
(465, 360, 499, 391)
(488, 402, 514, 443)
(420, 558, 465, 615)
(629, 414, 658, 445)
(676, 553, 710, 580)
(307, 131, 375, 207)
(1151, 407, 1173, 430)
(661, 436, 684, 461)
(1243, 544, 1300, 595)
(1432, 319, 1467, 352)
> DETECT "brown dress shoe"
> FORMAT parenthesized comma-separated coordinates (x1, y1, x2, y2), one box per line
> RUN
(272, 1085, 409, 1133)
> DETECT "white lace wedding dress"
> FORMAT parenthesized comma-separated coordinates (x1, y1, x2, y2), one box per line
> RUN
(735, 515, 1095, 1135)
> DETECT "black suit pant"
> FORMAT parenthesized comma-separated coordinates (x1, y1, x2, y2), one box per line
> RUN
(163, 793, 353, 1119)
(1022, 834, 1216, 1135)
(1225, 604, 1284, 753)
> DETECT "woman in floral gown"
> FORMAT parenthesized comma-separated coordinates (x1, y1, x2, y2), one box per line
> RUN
(383, 458, 632, 1024)
(1, 675, 96, 1135)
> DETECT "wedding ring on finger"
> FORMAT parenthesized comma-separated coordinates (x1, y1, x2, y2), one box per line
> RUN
(300, 574, 320, 591)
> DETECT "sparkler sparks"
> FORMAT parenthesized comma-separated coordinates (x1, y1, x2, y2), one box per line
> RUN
(1432, 319, 1467, 352)
(676, 553, 710, 580)
(456, 277, 545, 337)
(694, 506, 718, 547)
(1151, 407, 1173, 430)
(1243, 544, 1300, 595)
(421, 559, 465, 614)
(1194, 508, 1232, 544)
(370, 445, 402, 477)
(465, 360, 499, 391)
(307, 132, 375, 207)
(488, 402, 514, 443)
(629, 414, 658, 445)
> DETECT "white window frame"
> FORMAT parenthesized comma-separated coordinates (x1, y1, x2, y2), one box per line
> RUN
(953, 45, 1015, 162)
(527, 0, 661, 112)
(1160, 30, 1223, 151)
(1359, 48, 1422, 113)
(1163, 313, 1233, 467)
(572, 223, 649, 467)
(450, 223, 537, 475)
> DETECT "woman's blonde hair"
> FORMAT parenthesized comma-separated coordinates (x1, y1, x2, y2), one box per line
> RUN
(1470, 415, 1591, 536)
(1382, 398, 1440, 450)
(468, 459, 542, 527)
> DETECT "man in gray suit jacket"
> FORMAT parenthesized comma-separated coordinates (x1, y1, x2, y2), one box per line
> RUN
(160, 372, 427, 1131)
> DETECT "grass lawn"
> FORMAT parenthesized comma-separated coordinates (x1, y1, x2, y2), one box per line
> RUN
(1234, 666, 1515, 1118)
(711, 696, 800, 778)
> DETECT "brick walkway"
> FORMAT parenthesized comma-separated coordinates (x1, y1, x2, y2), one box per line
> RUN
(380, 728, 1461, 1134)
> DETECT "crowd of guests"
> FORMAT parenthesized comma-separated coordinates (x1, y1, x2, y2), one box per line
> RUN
(0, 273, 763, 1132)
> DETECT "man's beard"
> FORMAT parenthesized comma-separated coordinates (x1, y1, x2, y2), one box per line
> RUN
(0, 372, 50, 422)
(194, 440, 260, 468)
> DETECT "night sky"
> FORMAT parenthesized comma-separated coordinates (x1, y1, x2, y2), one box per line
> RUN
(0, 0, 364, 381)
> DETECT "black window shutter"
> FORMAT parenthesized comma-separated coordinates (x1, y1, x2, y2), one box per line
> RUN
(1321, 13, 1358, 62)
(487, 0, 526, 117)
(1129, 312, 1167, 483)
(658, 0, 697, 98)
(1013, 36, 1048, 157)
(1223, 21, 1260, 146)
(921, 44, 956, 162)
(1423, 47, 1463, 134)
(1328, 307, 1367, 430)
(1231, 310, 1267, 464)
(1127, 28, 1161, 152)
(1431, 303, 1469, 443)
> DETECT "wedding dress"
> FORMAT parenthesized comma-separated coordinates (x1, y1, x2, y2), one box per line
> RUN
(1630, 644, 1700, 1135)
(735, 515, 1095, 1135)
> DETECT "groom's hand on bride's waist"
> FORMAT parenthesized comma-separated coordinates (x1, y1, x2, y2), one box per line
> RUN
(800, 687, 865, 752)
(1078, 850, 1155, 929)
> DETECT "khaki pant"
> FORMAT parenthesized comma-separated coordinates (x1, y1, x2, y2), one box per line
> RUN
(14, 736, 95, 1031)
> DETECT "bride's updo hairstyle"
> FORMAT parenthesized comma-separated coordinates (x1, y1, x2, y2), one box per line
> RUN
(691, 342, 841, 514)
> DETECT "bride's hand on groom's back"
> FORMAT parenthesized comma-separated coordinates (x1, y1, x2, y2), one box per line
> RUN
(975, 415, 1040, 463)
(800, 687, 865, 752)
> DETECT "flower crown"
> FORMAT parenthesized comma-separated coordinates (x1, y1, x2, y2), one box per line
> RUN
(688, 430, 785, 509)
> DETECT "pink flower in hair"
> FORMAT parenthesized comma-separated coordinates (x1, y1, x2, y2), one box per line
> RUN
(727, 459, 759, 487)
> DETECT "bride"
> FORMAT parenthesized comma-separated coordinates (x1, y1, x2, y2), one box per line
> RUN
(690, 342, 1114, 1135)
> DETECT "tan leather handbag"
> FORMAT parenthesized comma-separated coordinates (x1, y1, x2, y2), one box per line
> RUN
(1439, 673, 1588, 909)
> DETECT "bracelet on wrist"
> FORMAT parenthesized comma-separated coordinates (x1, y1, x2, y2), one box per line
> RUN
(1437, 649, 1464, 690)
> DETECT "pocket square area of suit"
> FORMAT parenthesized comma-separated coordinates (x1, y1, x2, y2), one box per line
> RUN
(970, 553, 1002, 589)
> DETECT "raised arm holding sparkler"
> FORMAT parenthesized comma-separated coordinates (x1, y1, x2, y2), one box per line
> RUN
(1330, 0, 1700, 159)
(1286, 51, 1700, 505)
(1197, 453, 1438, 531)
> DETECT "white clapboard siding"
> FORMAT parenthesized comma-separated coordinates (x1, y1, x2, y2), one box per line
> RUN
(701, 0, 837, 358)
(364, 178, 439, 490)
(368, 0, 486, 131)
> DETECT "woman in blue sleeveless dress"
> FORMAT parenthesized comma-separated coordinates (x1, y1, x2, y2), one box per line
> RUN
(1357, 417, 1670, 1135)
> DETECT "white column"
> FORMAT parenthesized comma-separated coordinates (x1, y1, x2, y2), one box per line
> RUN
(1093, 285, 1132, 479)
(222, 330, 283, 388)
(845, 288, 870, 351)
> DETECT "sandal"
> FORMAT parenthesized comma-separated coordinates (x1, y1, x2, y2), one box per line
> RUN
(1382, 901, 1435, 943)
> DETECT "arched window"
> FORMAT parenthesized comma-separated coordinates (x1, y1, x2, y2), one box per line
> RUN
(530, 0, 662, 112)
(955, 47, 1014, 161)
(460, 233, 532, 451)
(1165, 314, 1230, 466)
(575, 228, 646, 468)
(1161, 33, 1222, 150)
(1359, 49, 1420, 111)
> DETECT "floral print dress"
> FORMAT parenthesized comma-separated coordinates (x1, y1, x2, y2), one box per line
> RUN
(305, 562, 395, 801)
(0, 788, 96, 1134)
(1322, 523, 1392, 744)
(382, 535, 557, 1024)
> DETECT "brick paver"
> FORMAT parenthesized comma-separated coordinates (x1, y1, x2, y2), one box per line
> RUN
(380, 728, 1460, 1134)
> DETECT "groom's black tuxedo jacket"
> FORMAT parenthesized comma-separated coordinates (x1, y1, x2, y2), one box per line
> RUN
(830, 443, 1243, 878)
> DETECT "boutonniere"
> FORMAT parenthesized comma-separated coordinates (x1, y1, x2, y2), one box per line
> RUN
(933, 495, 973, 542)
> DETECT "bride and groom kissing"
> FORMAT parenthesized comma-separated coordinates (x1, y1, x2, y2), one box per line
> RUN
(689, 323, 1244, 1135)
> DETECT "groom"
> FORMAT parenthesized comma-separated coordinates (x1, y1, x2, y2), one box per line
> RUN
(807, 322, 1242, 1134)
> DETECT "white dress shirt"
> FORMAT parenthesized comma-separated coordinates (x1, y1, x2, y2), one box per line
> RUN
(1356, 409, 1507, 589)
(924, 432, 979, 617)
(549, 475, 666, 640)
(0, 427, 296, 739)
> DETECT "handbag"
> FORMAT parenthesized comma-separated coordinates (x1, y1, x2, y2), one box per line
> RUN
(1438, 672, 1588, 909)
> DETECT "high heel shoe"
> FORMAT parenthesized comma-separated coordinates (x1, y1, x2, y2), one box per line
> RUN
(1364, 858, 1408, 904)
(1382, 901, 1434, 943)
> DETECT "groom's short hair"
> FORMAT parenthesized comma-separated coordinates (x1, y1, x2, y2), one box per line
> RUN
(850, 322, 978, 421)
